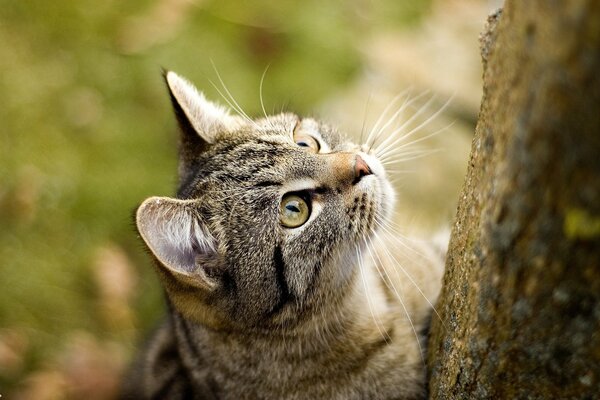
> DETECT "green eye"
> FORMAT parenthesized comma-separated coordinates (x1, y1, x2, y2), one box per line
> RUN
(280, 194, 310, 228)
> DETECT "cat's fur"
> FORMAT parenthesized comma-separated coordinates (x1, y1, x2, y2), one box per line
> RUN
(120, 71, 445, 400)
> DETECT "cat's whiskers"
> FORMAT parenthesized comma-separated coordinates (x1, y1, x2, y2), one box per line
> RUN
(364, 233, 425, 364)
(358, 93, 373, 145)
(387, 177, 406, 187)
(375, 209, 441, 254)
(208, 79, 258, 129)
(371, 219, 429, 279)
(355, 245, 390, 342)
(211, 62, 253, 121)
(368, 90, 431, 153)
(258, 65, 279, 131)
(372, 94, 436, 158)
(372, 213, 417, 251)
(381, 169, 419, 176)
(371, 216, 446, 330)
(375, 97, 454, 161)
(373, 211, 437, 278)
(370, 97, 454, 328)
(377, 124, 453, 167)
(366, 92, 412, 150)
(209, 62, 261, 130)
(379, 148, 442, 166)
(364, 90, 411, 151)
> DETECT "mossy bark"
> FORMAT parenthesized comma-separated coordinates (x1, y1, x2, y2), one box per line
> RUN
(427, 1, 600, 398)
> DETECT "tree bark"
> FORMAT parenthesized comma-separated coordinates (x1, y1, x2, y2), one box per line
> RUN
(427, 1, 600, 399)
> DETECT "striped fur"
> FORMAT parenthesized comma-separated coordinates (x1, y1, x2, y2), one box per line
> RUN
(121, 72, 445, 399)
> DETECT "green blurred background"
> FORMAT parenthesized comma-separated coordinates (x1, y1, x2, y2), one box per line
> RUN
(0, 0, 496, 398)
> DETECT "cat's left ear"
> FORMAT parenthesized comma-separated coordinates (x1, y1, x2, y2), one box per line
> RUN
(164, 71, 243, 144)
(135, 196, 219, 291)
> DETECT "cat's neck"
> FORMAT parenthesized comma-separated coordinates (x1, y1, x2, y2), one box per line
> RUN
(173, 255, 394, 356)
(169, 244, 426, 398)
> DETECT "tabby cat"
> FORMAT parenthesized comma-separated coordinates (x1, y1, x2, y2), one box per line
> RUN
(120, 71, 445, 399)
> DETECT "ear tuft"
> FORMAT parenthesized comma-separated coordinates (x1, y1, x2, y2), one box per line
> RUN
(136, 196, 217, 289)
(164, 71, 243, 143)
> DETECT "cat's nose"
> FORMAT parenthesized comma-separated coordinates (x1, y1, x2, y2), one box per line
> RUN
(354, 155, 372, 182)
(325, 152, 372, 186)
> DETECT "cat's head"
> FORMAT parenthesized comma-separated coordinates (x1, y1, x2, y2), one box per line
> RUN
(136, 71, 395, 330)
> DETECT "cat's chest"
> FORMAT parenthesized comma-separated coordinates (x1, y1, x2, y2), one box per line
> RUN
(175, 320, 424, 400)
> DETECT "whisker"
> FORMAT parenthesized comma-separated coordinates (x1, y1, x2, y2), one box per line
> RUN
(365, 233, 425, 364)
(210, 61, 258, 128)
(378, 122, 454, 166)
(369, 90, 431, 152)
(208, 79, 256, 127)
(364, 89, 412, 150)
(259, 64, 270, 120)
(380, 148, 443, 165)
(364, 95, 400, 149)
(382, 169, 419, 175)
(371, 217, 446, 330)
(356, 245, 390, 342)
(373, 93, 437, 157)
(376, 97, 454, 160)
(372, 210, 433, 261)
(258, 64, 277, 131)
(367, 92, 412, 150)
(359, 93, 373, 145)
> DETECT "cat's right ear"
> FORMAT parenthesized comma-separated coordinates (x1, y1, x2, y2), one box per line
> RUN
(164, 71, 243, 145)
(135, 196, 219, 292)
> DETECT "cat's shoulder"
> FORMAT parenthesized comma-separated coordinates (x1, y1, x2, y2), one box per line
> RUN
(119, 317, 198, 399)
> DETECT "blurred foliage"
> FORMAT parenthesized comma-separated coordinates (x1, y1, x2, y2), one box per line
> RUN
(0, 0, 433, 396)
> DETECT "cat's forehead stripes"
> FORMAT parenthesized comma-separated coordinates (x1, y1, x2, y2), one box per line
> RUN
(178, 132, 375, 201)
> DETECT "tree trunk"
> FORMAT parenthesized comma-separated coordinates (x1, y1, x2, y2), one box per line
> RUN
(427, 1, 600, 399)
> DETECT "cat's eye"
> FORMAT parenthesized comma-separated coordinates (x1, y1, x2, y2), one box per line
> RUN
(294, 132, 320, 153)
(280, 193, 311, 228)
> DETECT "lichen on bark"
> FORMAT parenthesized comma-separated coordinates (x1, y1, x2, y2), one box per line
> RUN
(427, 1, 600, 398)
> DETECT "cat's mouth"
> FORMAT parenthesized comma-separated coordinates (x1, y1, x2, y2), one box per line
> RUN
(355, 151, 395, 222)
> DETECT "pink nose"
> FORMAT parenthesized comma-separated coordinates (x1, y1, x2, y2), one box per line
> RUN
(355, 155, 372, 180)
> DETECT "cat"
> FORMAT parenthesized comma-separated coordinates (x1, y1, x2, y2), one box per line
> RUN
(120, 71, 446, 400)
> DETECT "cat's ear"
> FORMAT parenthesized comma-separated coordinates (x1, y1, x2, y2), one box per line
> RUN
(136, 196, 219, 291)
(164, 70, 243, 144)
